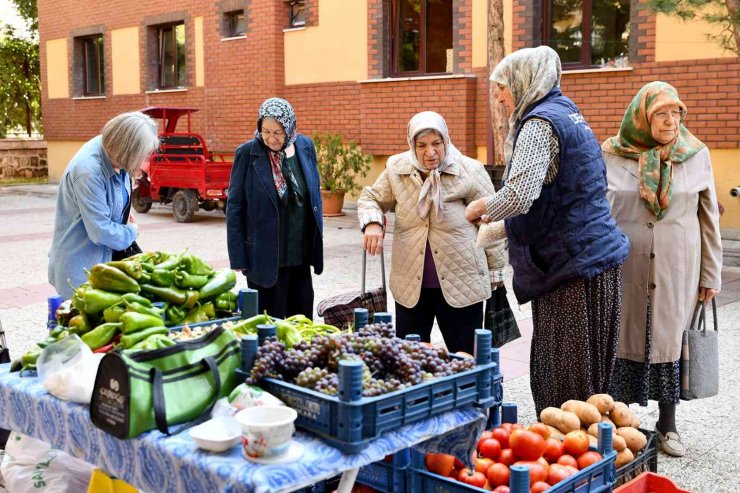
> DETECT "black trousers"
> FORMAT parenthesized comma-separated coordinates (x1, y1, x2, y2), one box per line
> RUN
(395, 288, 483, 354)
(247, 265, 314, 320)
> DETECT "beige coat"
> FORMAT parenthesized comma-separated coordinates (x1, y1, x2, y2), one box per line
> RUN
(605, 147, 722, 363)
(358, 153, 503, 308)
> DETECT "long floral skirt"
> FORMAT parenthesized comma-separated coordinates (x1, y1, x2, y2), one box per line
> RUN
(530, 266, 623, 416)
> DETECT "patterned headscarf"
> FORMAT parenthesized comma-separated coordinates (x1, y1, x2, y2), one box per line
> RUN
(254, 98, 298, 198)
(490, 46, 562, 163)
(407, 111, 463, 221)
(602, 81, 705, 219)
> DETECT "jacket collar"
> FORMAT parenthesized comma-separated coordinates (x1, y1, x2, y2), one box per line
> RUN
(95, 136, 117, 180)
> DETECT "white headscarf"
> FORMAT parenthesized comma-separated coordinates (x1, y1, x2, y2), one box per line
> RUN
(490, 46, 562, 163)
(406, 111, 463, 221)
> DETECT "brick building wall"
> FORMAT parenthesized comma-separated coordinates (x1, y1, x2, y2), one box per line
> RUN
(39, 0, 491, 164)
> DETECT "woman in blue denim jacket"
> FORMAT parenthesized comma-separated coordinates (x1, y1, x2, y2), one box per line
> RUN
(48, 112, 160, 300)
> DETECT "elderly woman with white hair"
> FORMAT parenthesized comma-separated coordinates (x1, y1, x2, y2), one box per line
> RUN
(465, 46, 630, 414)
(358, 111, 505, 354)
(49, 111, 160, 299)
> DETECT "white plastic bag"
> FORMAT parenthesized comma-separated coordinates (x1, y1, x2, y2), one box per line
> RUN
(0, 432, 93, 493)
(37, 335, 104, 404)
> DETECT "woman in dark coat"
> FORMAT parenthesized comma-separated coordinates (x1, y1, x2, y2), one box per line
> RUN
(227, 98, 323, 318)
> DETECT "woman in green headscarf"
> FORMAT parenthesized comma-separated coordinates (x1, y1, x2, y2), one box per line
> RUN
(603, 81, 722, 457)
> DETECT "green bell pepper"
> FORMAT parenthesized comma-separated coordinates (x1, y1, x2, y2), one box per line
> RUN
(87, 264, 140, 293)
(155, 252, 182, 270)
(81, 322, 121, 350)
(21, 347, 42, 366)
(121, 293, 152, 307)
(179, 254, 214, 276)
(120, 311, 164, 334)
(105, 260, 143, 280)
(179, 305, 210, 326)
(198, 269, 237, 300)
(71, 283, 90, 312)
(174, 271, 209, 289)
(228, 314, 270, 335)
(214, 292, 238, 312)
(183, 290, 200, 309)
(128, 333, 175, 351)
(68, 313, 91, 335)
(120, 326, 169, 349)
(150, 268, 176, 287)
(83, 288, 123, 314)
(139, 284, 188, 305)
(103, 304, 126, 323)
(165, 304, 187, 325)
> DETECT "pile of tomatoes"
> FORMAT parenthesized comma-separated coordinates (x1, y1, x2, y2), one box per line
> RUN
(424, 423, 602, 492)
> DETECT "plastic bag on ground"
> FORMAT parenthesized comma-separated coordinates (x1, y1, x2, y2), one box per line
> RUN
(0, 432, 93, 493)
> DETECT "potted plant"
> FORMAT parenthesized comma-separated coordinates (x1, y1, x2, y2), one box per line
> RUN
(312, 133, 372, 216)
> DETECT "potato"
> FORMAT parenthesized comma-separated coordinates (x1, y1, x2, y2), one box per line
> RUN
(588, 421, 615, 437)
(615, 447, 634, 468)
(587, 434, 598, 448)
(601, 415, 614, 424)
(612, 434, 627, 452)
(540, 407, 581, 433)
(545, 425, 565, 441)
(609, 402, 634, 427)
(617, 427, 648, 453)
(631, 415, 641, 428)
(562, 400, 601, 427)
(586, 394, 615, 414)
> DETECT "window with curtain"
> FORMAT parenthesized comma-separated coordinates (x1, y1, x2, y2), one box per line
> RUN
(82, 35, 104, 95)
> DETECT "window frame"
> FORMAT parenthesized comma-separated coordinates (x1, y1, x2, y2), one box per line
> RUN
(224, 10, 246, 38)
(157, 22, 186, 89)
(389, 0, 451, 78)
(81, 34, 105, 96)
(288, 0, 306, 28)
(542, 0, 629, 69)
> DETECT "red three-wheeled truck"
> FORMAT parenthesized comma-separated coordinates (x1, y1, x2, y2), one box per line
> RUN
(132, 107, 233, 223)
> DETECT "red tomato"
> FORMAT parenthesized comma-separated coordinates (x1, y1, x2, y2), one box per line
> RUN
(499, 449, 516, 466)
(454, 457, 466, 470)
(547, 463, 574, 485)
(491, 427, 510, 449)
(480, 438, 503, 461)
(457, 468, 488, 488)
(576, 451, 603, 470)
(563, 430, 590, 456)
(510, 430, 546, 461)
(511, 423, 524, 430)
(486, 462, 511, 487)
(475, 457, 494, 474)
(557, 454, 578, 468)
(527, 423, 551, 441)
(500, 423, 514, 433)
(514, 460, 547, 484)
(478, 431, 494, 452)
(537, 457, 550, 477)
(493, 486, 511, 493)
(425, 453, 455, 477)
(530, 481, 551, 493)
(543, 437, 565, 463)
(564, 465, 580, 476)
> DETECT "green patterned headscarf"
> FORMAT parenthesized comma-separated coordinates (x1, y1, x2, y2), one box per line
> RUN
(602, 81, 705, 219)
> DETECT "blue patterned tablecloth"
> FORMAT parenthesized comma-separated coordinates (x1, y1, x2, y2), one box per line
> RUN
(0, 365, 485, 493)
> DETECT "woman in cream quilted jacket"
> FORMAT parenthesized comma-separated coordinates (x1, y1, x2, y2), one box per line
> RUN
(358, 111, 506, 354)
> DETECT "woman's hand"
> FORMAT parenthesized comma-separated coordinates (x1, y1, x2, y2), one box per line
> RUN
(465, 197, 488, 223)
(699, 286, 720, 303)
(128, 213, 136, 224)
(363, 223, 384, 256)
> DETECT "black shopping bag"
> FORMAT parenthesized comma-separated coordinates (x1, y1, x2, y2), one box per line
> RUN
(317, 249, 387, 329)
(485, 286, 521, 348)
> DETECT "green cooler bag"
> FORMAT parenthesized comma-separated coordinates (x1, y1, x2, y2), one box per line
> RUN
(90, 326, 240, 438)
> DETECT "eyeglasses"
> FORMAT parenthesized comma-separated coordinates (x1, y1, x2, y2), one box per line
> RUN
(652, 109, 685, 122)
(262, 129, 286, 139)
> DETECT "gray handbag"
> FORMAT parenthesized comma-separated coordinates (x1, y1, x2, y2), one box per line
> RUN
(680, 299, 719, 400)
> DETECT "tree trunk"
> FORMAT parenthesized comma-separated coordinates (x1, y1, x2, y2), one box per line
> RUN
(488, 0, 509, 166)
(725, 0, 740, 54)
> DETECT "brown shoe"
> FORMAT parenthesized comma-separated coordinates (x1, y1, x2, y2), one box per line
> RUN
(655, 425, 686, 457)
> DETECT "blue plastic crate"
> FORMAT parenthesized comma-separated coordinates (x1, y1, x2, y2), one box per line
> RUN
(236, 329, 504, 454)
(408, 417, 617, 493)
(356, 449, 410, 492)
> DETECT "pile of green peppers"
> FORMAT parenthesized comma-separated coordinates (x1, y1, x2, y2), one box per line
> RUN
(12, 252, 238, 369)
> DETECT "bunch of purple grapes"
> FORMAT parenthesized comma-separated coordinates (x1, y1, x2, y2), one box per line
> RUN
(246, 323, 477, 396)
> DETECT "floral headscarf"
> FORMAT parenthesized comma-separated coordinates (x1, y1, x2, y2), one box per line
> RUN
(490, 46, 562, 163)
(254, 98, 298, 198)
(602, 81, 705, 219)
(406, 111, 463, 221)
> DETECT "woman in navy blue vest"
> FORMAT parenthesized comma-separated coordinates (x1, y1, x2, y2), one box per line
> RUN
(226, 98, 324, 319)
(466, 46, 629, 415)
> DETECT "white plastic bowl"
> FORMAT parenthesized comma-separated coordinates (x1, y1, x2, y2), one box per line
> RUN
(189, 415, 242, 453)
